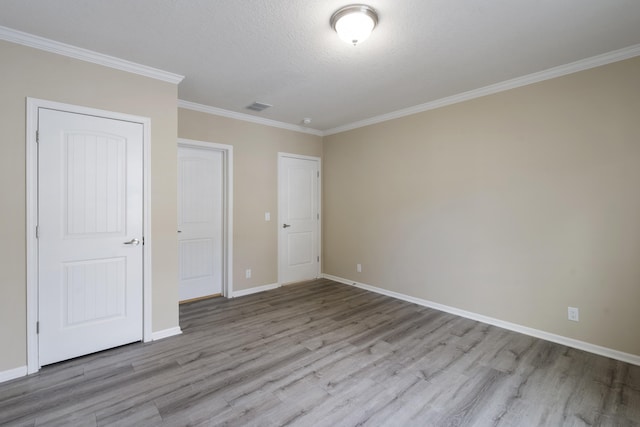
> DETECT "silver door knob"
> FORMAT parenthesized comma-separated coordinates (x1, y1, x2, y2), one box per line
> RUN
(283, 224, 291, 228)
(124, 238, 140, 246)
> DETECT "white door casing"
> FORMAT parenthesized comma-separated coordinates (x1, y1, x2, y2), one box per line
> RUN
(37, 108, 144, 366)
(177, 138, 233, 299)
(26, 98, 152, 373)
(178, 146, 223, 301)
(278, 153, 321, 284)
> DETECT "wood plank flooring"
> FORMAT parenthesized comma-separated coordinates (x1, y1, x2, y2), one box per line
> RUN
(1, 278, 639, 426)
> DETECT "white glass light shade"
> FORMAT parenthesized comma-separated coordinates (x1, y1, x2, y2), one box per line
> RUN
(331, 5, 378, 46)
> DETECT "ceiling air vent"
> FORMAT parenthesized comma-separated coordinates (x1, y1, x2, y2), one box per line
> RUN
(245, 102, 272, 112)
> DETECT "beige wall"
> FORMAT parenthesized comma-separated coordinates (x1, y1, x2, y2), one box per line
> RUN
(2, 34, 637, 375)
(0, 40, 180, 372)
(323, 57, 640, 357)
(178, 109, 323, 291)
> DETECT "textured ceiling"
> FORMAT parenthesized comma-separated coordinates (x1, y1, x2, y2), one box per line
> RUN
(1, 0, 640, 132)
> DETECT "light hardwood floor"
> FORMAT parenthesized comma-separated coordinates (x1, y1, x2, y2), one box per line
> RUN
(1, 279, 639, 426)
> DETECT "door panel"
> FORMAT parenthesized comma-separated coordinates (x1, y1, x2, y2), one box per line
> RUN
(287, 232, 313, 265)
(63, 257, 126, 325)
(65, 132, 126, 235)
(278, 156, 319, 284)
(178, 146, 223, 301)
(38, 108, 143, 366)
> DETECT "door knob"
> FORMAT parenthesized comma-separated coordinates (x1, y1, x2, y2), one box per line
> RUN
(124, 238, 140, 246)
(283, 224, 291, 228)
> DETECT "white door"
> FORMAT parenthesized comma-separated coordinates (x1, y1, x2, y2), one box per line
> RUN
(278, 155, 320, 284)
(178, 146, 223, 301)
(38, 108, 143, 366)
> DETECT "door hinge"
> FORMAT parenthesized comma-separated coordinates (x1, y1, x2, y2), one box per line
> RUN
(317, 213, 319, 220)
(317, 171, 319, 178)
(36, 321, 39, 334)
(317, 256, 320, 262)
(36, 130, 39, 143)
(35, 225, 39, 239)
(142, 237, 145, 245)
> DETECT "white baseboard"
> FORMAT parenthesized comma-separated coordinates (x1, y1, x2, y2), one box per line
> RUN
(232, 282, 280, 298)
(322, 274, 640, 367)
(1, 328, 182, 384)
(0, 365, 27, 384)
(152, 327, 182, 341)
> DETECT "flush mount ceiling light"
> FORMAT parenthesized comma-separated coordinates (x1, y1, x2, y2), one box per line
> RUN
(330, 4, 378, 46)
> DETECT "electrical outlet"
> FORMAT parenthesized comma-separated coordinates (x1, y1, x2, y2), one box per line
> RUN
(245, 269, 252, 279)
(265, 212, 271, 221)
(568, 307, 579, 322)
(356, 263, 362, 273)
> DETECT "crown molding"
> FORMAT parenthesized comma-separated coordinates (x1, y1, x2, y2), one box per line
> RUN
(4, 21, 636, 133)
(0, 25, 184, 84)
(324, 43, 640, 136)
(178, 100, 325, 137)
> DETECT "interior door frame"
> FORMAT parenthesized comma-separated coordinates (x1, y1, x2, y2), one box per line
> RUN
(178, 138, 234, 298)
(26, 98, 152, 374)
(277, 152, 321, 285)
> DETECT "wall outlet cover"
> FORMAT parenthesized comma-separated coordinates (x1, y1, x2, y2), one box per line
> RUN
(568, 307, 579, 322)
